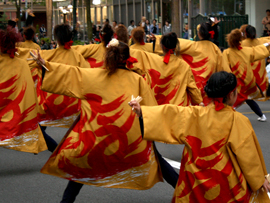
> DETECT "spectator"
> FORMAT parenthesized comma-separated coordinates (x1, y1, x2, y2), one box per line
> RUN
(104, 19, 110, 26)
(150, 19, 159, 35)
(262, 9, 270, 36)
(163, 20, 172, 35)
(183, 24, 188, 39)
(39, 24, 46, 38)
(40, 39, 48, 50)
(141, 16, 146, 30)
(113, 21, 118, 29)
(128, 20, 136, 36)
(50, 40, 57, 49)
(145, 19, 150, 35)
(119, 22, 124, 25)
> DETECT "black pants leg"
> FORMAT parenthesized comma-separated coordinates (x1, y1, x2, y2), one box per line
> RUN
(40, 125, 58, 152)
(154, 143, 179, 188)
(245, 100, 263, 117)
(61, 181, 84, 203)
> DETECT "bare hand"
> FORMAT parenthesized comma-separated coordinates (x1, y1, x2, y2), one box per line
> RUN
(129, 100, 142, 117)
(33, 49, 46, 67)
(214, 17, 221, 25)
(199, 102, 205, 107)
(263, 179, 270, 192)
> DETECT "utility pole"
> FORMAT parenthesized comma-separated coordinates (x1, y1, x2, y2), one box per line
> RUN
(46, 0, 52, 39)
(171, 0, 180, 37)
(73, 0, 77, 30)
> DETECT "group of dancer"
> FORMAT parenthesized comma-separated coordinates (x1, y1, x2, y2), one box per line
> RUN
(1, 17, 270, 202)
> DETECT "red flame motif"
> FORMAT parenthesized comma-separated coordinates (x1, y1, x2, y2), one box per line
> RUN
(35, 76, 81, 123)
(232, 62, 258, 108)
(253, 61, 267, 92)
(181, 54, 212, 105)
(0, 76, 38, 141)
(148, 69, 180, 105)
(54, 94, 152, 180)
(87, 58, 104, 68)
(173, 136, 251, 202)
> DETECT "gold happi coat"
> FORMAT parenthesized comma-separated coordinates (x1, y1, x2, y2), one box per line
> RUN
(40, 62, 162, 188)
(130, 43, 153, 53)
(18, 40, 41, 50)
(130, 49, 202, 106)
(72, 43, 106, 68)
(141, 104, 269, 203)
(17, 46, 90, 128)
(0, 54, 47, 153)
(223, 45, 270, 108)
(242, 38, 270, 99)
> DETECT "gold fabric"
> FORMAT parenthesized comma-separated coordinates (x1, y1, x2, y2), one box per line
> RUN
(0, 54, 47, 153)
(17, 46, 90, 128)
(242, 38, 270, 100)
(40, 61, 162, 188)
(130, 49, 202, 106)
(223, 45, 270, 108)
(18, 40, 41, 50)
(130, 43, 153, 53)
(141, 104, 269, 203)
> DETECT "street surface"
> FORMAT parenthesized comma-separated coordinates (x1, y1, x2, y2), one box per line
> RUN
(1, 101, 270, 203)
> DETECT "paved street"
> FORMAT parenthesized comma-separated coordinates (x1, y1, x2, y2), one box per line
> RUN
(1, 101, 270, 203)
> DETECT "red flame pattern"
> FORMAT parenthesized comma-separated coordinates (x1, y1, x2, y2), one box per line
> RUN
(181, 54, 212, 105)
(0, 75, 38, 141)
(52, 93, 152, 180)
(87, 58, 104, 68)
(148, 69, 180, 105)
(252, 61, 267, 92)
(173, 136, 251, 202)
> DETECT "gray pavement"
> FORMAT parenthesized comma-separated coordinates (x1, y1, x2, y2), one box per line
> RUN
(1, 101, 270, 203)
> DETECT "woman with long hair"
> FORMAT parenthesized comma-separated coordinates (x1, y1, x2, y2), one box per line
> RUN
(223, 28, 270, 121)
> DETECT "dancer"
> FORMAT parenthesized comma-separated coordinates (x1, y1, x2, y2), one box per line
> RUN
(18, 26, 40, 49)
(242, 25, 270, 101)
(73, 24, 114, 68)
(115, 24, 129, 44)
(130, 27, 155, 53)
(35, 40, 177, 202)
(130, 71, 270, 202)
(0, 27, 47, 153)
(223, 28, 270, 121)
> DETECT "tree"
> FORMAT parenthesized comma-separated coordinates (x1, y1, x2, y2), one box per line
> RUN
(46, 0, 52, 40)
(171, 0, 180, 37)
(85, 0, 93, 42)
(14, 0, 22, 29)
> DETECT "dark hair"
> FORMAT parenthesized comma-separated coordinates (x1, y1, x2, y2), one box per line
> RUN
(226, 28, 242, 48)
(100, 24, 114, 47)
(53, 24, 72, 46)
(205, 71, 237, 101)
(165, 20, 169, 24)
(105, 19, 109, 23)
(160, 32, 180, 56)
(23, 26, 35, 40)
(198, 22, 212, 40)
(0, 27, 22, 54)
(8, 20, 16, 28)
(131, 27, 144, 44)
(115, 24, 129, 44)
(246, 25, 256, 40)
(130, 20, 134, 24)
(119, 22, 124, 25)
(113, 20, 117, 24)
(104, 41, 130, 75)
(266, 9, 270, 12)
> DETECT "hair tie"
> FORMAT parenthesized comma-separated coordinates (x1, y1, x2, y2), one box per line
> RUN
(213, 87, 237, 111)
(125, 56, 138, 69)
(209, 31, 215, 39)
(140, 41, 145, 45)
(163, 48, 175, 64)
(106, 38, 119, 48)
(7, 48, 18, 58)
(237, 44, 242, 50)
(64, 40, 73, 49)
(94, 38, 101, 42)
(99, 32, 104, 40)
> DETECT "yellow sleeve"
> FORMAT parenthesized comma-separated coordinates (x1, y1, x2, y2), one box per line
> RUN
(249, 44, 270, 63)
(78, 52, 90, 68)
(222, 50, 231, 70)
(72, 44, 101, 59)
(217, 49, 231, 73)
(41, 61, 94, 99)
(179, 38, 196, 54)
(186, 68, 203, 104)
(258, 37, 270, 44)
(229, 115, 267, 192)
(139, 76, 158, 106)
(141, 104, 198, 144)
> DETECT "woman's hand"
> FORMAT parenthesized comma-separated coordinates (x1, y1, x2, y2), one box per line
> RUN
(33, 49, 46, 67)
(129, 100, 142, 117)
(263, 179, 270, 192)
(199, 102, 205, 107)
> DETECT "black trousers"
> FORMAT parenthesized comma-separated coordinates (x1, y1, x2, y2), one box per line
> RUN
(245, 100, 263, 117)
(60, 147, 179, 203)
(40, 125, 58, 152)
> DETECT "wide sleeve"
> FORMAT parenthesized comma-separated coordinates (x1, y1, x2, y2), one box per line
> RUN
(249, 44, 270, 63)
(186, 68, 203, 104)
(178, 38, 196, 54)
(222, 50, 231, 69)
(228, 115, 267, 192)
(141, 104, 197, 144)
(72, 44, 101, 59)
(77, 52, 90, 68)
(216, 49, 231, 73)
(139, 76, 158, 106)
(41, 61, 94, 99)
